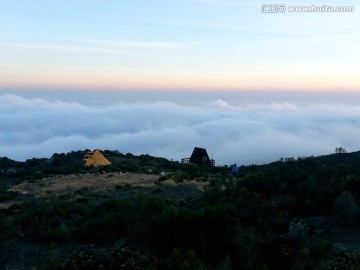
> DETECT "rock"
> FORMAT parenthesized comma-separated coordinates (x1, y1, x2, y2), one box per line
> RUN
(4, 168, 17, 176)
(114, 238, 127, 249)
(304, 216, 326, 229)
(332, 243, 348, 256)
(334, 191, 359, 217)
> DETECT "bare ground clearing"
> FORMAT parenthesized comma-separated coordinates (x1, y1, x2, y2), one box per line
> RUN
(1, 172, 207, 208)
(7, 172, 158, 196)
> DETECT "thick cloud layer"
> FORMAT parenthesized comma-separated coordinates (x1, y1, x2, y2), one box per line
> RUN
(1, 93, 360, 165)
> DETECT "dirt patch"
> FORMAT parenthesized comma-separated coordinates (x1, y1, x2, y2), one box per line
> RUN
(1, 173, 208, 208)
(12, 172, 158, 195)
(0, 173, 158, 207)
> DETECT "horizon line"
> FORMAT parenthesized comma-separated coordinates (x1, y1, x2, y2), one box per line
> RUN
(1, 86, 359, 94)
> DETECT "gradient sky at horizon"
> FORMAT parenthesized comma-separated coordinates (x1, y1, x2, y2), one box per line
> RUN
(1, 0, 359, 92)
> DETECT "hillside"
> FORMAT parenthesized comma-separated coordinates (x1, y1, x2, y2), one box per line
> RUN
(1, 150, 360, 269)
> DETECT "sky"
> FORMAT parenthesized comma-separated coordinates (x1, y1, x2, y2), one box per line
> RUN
(0, 1, 360, 165)
(0, 0, 359, 91)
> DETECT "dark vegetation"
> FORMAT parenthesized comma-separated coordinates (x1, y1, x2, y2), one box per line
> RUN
(2, 150, 360, 269)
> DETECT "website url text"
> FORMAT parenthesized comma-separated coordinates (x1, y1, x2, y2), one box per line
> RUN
(261, 4, 355, 13)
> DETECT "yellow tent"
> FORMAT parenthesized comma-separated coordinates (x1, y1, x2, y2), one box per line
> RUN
(83, 149, 111, 167)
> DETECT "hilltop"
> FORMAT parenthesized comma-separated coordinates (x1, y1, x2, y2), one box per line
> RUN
(2, 149, 360, 185)
(1, 150, 360, 269)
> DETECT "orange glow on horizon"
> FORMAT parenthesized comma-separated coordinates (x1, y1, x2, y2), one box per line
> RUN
(0, 64, 359, 93)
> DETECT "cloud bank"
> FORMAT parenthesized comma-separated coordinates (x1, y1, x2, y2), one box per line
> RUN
(1, 93, 360, 165)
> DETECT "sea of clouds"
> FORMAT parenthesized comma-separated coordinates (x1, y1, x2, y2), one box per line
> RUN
(1, 92, 360, 165)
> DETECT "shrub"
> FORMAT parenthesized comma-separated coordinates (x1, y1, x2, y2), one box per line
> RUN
(0, 192, 19, 202)
(325, 249, 360, 270)
(63, 246, 155, 270)
(163, 249, 208, 270)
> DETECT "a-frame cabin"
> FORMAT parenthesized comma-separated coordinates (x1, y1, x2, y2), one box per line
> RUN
(182, 147, 215, 165)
